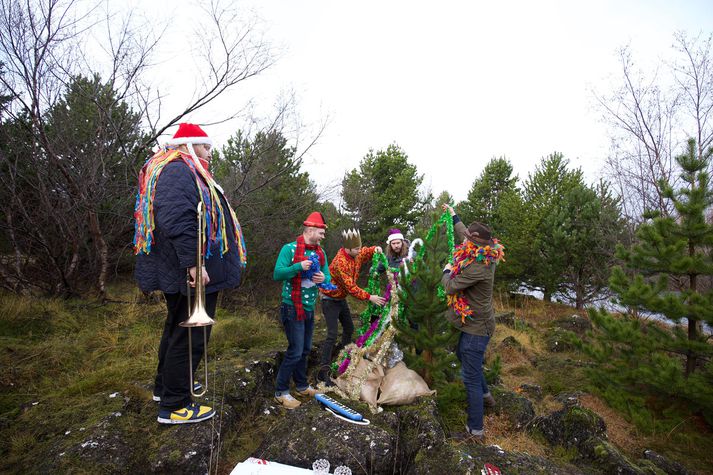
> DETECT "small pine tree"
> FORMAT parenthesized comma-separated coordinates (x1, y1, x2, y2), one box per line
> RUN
(393, 214, 458, 387)
(582, 139, 713, 426)
(610, 139, 713, 376)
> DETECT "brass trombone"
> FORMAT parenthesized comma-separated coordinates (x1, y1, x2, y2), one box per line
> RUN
(179, 201, 214, 398)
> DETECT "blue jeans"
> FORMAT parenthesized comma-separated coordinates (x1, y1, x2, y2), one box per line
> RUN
(456, 332, 490, 431)
(275, 303, 314, 395)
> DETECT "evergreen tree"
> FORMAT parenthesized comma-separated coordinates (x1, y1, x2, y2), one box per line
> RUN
(581, 139, 713, 426)
(393, 212, 458, 387)
(520, 152, 584, 301)
(457, 156, 518, 235)
(542, 181, 626, 309)
(341, 144, 427, 245)
(610, 139, 713, 376)
(214, 130, 319, 287)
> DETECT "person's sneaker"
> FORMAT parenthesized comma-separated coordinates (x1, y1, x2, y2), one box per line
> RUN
(483, 392, 496, 407)
(465, 424, 486, 444)
(153, 381, 203, 402)
(274, 393, 301, 410)
(157, 402, 215, 424)
(294, 386, 318, 397)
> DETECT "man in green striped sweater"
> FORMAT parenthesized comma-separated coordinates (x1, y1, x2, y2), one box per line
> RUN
(272, 212, 332, 409)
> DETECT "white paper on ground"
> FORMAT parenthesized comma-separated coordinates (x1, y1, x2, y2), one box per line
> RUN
(229, 457, 315, 475)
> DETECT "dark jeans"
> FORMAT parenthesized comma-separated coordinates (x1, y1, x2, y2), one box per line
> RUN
(155, 292, 217, 410)
(456, 332, 490, 431)
(275, 303, 314, 395)
(320, 299, 354, 367)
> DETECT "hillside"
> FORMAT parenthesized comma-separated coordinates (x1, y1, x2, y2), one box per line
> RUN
(1, 283, 711, 474)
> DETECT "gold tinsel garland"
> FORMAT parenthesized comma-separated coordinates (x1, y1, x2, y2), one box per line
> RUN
(316, 271, 400, 413)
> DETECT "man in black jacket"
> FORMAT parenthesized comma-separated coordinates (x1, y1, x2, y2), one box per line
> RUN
(134, 123, 246, 424)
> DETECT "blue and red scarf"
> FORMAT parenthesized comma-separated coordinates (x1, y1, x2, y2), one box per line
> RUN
(291, 234, 325, 320)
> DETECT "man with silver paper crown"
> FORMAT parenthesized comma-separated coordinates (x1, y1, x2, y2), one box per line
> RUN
(317, 228, 385, 386)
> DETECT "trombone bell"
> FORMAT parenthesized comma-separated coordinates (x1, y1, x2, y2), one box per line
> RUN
(180, 308, 215, 327)
(179, 200, 213, 398)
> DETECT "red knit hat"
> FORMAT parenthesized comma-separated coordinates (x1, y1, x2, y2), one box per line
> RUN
(166, 123, 213, 146)
(303, 211, 327, 229)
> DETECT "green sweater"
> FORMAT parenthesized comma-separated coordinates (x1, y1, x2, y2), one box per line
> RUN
(273, 241, 332, 311)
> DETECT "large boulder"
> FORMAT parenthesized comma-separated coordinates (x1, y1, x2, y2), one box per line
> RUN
(56, 389, 237, 474)
(450, 444, 587, 475)
(255, 398, 398, 474)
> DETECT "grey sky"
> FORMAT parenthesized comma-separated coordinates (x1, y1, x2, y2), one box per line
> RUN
(138, 0, 713, 202)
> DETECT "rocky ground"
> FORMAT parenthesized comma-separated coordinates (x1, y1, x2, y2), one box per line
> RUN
(2, 292, 707, 475)
(44, 323, 695, 474)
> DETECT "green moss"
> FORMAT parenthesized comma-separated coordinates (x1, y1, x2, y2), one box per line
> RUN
(535, 355, 588, 395)
(435, 381, 466, 433)
(552, 445, 579, 463)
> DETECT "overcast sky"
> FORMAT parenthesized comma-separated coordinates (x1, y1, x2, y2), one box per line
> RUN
(136, 0, 713, 203)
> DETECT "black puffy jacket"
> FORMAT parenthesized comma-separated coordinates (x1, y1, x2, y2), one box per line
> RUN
(134, 160, 243, 294)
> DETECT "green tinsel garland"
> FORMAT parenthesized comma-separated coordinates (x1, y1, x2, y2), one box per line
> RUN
(329, 212, 456, 374)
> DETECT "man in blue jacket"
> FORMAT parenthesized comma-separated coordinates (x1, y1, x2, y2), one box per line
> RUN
(134, 123, 247, 424)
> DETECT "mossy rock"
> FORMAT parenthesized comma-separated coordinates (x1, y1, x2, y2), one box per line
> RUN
(489, 386, 536, 430)
(640, 449, 691, 475)
(582, 437, 645, 474)
(494, 311, 516, 327)
(255, 397, 399, 473)
(452, 444, 587, 475)
(553, 314, 592, 336)
(529, 405, 606, 450)
(545, 328, 577, 353)
(517, 383, 543, 401)
(497, 335, 524, 352)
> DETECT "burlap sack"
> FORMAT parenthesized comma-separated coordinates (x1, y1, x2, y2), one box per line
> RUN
(334, 358, 385, 406)
(377, 361, 435, 405)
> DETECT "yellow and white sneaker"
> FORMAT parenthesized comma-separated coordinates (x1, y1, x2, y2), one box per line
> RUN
(294, 386, 318, 397)
(157, 402, 215, 424)
(274, 394, 301, 410)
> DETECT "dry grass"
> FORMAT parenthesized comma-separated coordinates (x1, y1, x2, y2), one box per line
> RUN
(485, 412, 549, 457)
(514, 296, 583, 328)
(493, 325, 541, 354)
(580, 394, 643, 455)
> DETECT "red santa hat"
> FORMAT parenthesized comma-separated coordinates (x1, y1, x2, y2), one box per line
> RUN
(165, 123, 213, 147)
(303, 211, 327, 229)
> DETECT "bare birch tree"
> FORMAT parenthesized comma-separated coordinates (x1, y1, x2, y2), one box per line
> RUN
(596, 32, 713, 231)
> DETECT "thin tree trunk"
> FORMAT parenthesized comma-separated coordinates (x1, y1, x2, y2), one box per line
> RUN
(87, 208, 108, 301)
(686, 243, 699, 377)
(4, 208, 24, 291)
(422, 350, 434, 387)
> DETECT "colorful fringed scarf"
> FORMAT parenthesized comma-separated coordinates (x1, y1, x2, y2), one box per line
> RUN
(133, 148, 247, 267)
(447, 239, 505, 323)
(291, 235, 325, 320)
